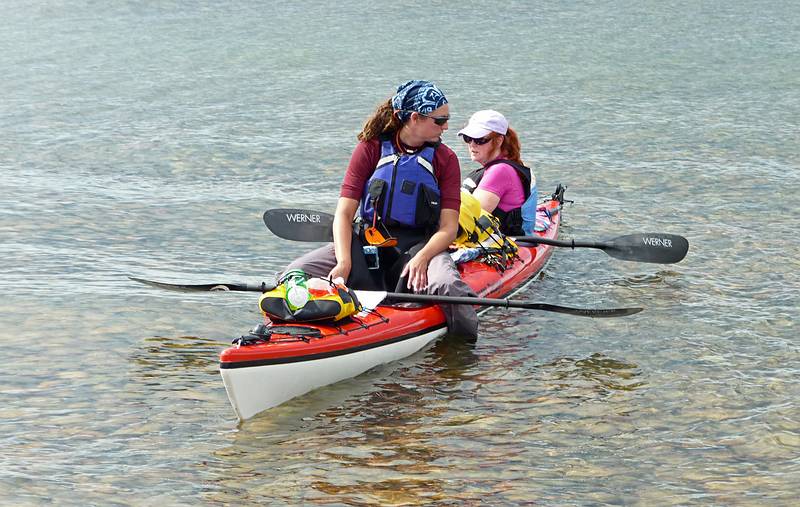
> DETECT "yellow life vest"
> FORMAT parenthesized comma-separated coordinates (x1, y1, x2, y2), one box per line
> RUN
(454, 190, 515, 250)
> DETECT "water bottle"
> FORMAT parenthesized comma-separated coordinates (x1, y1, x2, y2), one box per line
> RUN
(283, 269, 310, 311)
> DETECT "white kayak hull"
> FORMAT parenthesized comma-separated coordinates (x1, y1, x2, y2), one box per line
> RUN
(220, 326, 445, 420)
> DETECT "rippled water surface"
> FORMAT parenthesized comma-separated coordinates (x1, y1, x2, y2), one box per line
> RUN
(2, 0, 798, 504)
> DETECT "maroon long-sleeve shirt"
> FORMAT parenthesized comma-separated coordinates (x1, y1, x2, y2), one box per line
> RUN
(339, 138, 462, 212)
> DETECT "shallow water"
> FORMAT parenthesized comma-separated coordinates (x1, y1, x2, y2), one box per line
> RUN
(2, 0, 798, 504)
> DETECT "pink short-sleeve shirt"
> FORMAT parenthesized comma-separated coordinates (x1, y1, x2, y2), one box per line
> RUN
(476, 162, 526, 212)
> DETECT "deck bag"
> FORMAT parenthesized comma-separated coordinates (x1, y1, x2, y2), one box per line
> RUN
(259, 271, 361, 323)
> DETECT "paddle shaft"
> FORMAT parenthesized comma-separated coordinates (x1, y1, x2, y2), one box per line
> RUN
(129, 277, 640, 317)
(129, 277, 274, 292)
(513, 237, 604, 250)
(379, 291, 641, 318)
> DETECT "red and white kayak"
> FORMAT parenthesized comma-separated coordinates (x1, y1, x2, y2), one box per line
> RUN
(219, 195, 564, 420)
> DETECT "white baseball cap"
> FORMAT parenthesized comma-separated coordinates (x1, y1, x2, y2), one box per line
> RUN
(457, 110, 509, 138)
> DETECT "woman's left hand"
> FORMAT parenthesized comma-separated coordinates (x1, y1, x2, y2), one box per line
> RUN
(401, 208, 458, 292)
(401, 252, 430, 292)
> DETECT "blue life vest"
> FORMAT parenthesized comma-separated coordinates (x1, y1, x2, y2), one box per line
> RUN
(359, 138, 441, 229)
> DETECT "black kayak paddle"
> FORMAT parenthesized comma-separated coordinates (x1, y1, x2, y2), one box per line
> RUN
(263, 207, 689, 264)
(129, 277, 641, 318)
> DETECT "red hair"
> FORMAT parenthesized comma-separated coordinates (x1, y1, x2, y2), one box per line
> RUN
(497, 127, 523, 165)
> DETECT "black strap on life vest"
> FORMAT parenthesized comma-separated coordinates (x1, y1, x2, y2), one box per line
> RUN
(463, 159, 532, 236)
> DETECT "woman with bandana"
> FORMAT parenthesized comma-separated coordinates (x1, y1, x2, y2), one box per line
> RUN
(285, 80, 478, 339)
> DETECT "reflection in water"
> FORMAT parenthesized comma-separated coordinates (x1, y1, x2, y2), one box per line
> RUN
(540, 353, 645, 394)
(607, 270, 681, 287)
(198, 334, 489, 504)
(131, 336, 220, 390)
(126, 335, 229, 422)
(199, 327, 648, 505)
(203, 340, 480, 504)
(428, 334, 481, 378)
(132, 335, 222, 376)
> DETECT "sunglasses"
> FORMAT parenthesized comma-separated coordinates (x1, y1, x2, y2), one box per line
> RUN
(461, 135, 492, 145)
(402, 110, 450, 126)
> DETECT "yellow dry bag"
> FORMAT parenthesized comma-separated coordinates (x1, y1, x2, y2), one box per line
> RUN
(259, 270, 361, 323)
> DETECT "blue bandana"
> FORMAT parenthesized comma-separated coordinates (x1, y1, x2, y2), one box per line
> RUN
(391, 80, 448, 121)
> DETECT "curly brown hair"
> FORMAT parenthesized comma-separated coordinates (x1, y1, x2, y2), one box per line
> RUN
(357, 99, 403, 142)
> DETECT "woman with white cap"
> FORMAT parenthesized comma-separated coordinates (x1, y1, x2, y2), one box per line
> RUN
(284, 80, 479, 339)
(458, 110, 538, 236)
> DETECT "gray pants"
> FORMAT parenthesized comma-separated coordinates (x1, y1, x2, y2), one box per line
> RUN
(284, 243, 479, 340)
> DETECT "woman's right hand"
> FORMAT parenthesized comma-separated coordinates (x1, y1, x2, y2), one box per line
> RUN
(328, 261, 351, 282)
(330, 197, 359, 284)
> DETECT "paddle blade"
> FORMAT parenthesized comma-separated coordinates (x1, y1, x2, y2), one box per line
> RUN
(605, 233, 689, 264)
(129, 277, 273, 292)
(263, 208, 335, 242)
(514, 302, 643, 318)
